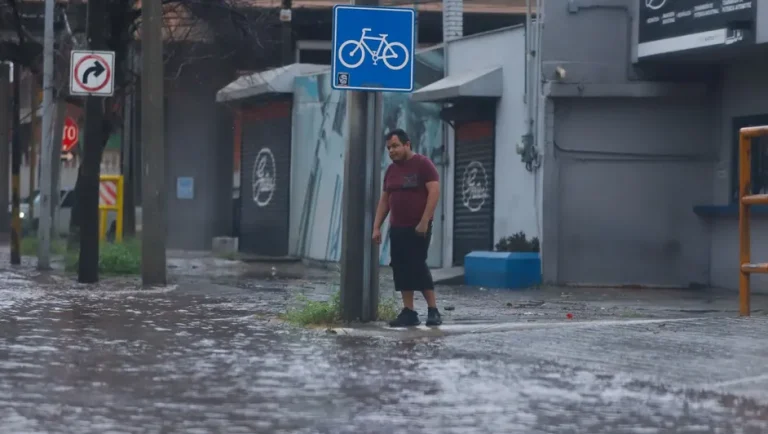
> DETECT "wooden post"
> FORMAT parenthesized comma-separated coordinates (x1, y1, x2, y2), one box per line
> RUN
(141, 0, 167, 285)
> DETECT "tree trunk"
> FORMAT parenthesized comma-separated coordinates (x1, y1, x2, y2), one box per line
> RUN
(122, 148, 136, 237)
(67, 124, 111, 248)
(67, 163, 82, 249)
(77, 117, 108, 283)
(76, 0, 108, 283)
(121, 47, 136, 238)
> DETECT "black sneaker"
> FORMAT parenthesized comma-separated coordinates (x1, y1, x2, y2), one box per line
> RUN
(426, 307, 442, 326)
(389, 308, 420, 327)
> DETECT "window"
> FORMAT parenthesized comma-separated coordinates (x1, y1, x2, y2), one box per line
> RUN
(297, 49, 331, 65)
(296, 40, 331, 65)
(731, 115, 768, 203)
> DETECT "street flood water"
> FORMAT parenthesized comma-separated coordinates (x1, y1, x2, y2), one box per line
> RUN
(0, 281, 767, 434)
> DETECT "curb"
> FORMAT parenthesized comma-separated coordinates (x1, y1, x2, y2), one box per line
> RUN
(326, 317, 703, 338)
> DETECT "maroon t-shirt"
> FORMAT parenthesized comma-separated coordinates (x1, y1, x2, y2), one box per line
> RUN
(383, 153, 439, 228)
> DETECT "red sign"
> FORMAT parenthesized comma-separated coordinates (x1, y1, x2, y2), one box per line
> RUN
(62, 117, 78, 152)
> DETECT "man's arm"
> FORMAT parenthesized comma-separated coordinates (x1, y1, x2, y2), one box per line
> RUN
(421, 181, 440, 223)
(374, 191, 390, 230)
(420, 158, 440, 223)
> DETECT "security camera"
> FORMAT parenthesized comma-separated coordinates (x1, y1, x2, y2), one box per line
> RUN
(555, 66, 566, 80)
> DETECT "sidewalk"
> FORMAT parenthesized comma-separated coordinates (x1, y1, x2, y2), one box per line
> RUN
(0, 246, 761, 325)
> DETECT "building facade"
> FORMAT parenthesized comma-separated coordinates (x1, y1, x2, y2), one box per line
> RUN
(539, 0, 768, 290)
(413, 26, 538, 267)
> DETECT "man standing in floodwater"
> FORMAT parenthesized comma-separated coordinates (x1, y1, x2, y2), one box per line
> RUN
(372, 129, 442, 327)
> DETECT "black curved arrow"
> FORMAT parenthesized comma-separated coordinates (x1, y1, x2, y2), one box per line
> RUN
(82, 61, 105, 84)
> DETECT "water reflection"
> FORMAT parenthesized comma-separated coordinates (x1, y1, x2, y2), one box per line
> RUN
(0, 284, 766, 433)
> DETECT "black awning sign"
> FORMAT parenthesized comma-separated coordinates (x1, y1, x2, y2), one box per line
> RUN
(638, 0, 755, 58)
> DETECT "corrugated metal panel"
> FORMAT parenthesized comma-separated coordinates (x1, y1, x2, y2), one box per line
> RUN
(239, 100, 292, 256)
(453, 120, 494, 265)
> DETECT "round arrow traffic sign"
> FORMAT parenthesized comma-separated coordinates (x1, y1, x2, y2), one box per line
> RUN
(62, 117, 79, 153)
(73, 54, 111, 93)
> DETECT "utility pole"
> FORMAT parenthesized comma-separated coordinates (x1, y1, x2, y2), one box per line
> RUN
(0, 64, 10, 243)
(141, 0, 167, 286)
(11, 63, 21, 265)
(339, 0, 383, 323)
(50, 100, 65, 236)
(78, 0, 107, 283)
(121, 46, 136, 237)
(38, 0, 55, 269)
(280, 0, 293, 65)
(28, 80, 38, 222)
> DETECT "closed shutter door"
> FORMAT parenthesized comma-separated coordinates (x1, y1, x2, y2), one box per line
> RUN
(239, 100, 292, 256)
(453, 120, 495, 265)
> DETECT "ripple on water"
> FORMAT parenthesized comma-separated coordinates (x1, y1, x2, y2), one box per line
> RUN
(0, 288, 766, 433)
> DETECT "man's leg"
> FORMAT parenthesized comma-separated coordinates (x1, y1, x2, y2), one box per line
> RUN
(400, 290, 416, 310)
(389, 288, 420, 327)
(388, 227, 420, 327)
(422, 289, 437, 308)
(420, 223, 441, 326)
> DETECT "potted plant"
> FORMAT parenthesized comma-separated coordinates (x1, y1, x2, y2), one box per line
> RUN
(494, 231, 539, 253)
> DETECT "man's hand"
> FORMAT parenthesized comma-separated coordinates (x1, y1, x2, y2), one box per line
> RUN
(415, 219, 429, 236)
(372, 228, 382, 244)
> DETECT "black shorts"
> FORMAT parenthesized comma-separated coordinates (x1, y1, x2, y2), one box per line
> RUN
(389, 222, 434, 292)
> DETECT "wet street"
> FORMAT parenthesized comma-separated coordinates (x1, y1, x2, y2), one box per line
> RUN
(2, 268, 768, 433)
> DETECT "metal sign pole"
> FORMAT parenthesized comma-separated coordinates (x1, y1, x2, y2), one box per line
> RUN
(339, 0, 380, 322)
(340, 89, 377, 322)
(335, 0, 413, 323)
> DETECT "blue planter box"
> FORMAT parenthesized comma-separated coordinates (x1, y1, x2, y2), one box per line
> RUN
(464, 251, 542, 289)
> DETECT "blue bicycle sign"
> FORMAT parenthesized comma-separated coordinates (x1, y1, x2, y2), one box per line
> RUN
(331, 5, 415, 92)
(338, 28, 410, 71)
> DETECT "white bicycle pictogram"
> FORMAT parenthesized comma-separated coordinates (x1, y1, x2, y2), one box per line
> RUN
(338, 28, 409, 71)
(644, 0, 666, 10)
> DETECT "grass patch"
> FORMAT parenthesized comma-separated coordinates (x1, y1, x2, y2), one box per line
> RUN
(20, 237, 67, 257)
(378, 296, 400, 322)
(280, 290, 401, 326)
(65, 238, 142, 275)
(215, 250, 240, 261)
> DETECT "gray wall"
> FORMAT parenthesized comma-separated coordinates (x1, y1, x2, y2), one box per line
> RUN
(757, 0, 768, 44)
(165, 60, 235, 250)
(444, 27, 538, 261)
(539, 0, 721, 286)
(552, 97, 715, 287)
(540, 0, 638, 85)
(709, 56, 768, 290)
(540, 1, 640, 285)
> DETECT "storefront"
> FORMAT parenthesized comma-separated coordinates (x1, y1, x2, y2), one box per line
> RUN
(217, 63, 328, 257)
(538, 0, 768, 290)
(413, 26, 539, 267)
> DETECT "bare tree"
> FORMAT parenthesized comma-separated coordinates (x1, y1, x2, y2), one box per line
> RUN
(1, 0, 271, 280)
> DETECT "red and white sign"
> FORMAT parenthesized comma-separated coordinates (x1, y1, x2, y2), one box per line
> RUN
(62, 117, 78, 152)
(70, 50, 115, 96)
(99, 179, 118, 206)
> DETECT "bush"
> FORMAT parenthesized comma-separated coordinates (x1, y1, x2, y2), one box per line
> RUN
(65, 238, 142, 275)
(495, 231, 540, 253)
(20, 237, 67, 257)
(280, 290, 401, 326)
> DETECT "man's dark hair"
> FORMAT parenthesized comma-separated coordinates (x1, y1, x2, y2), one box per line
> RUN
(385, 129, 410, 145)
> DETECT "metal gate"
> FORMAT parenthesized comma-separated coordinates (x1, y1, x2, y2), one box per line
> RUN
(453, 120, 495, 265)
(239, 100, 292, 256)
